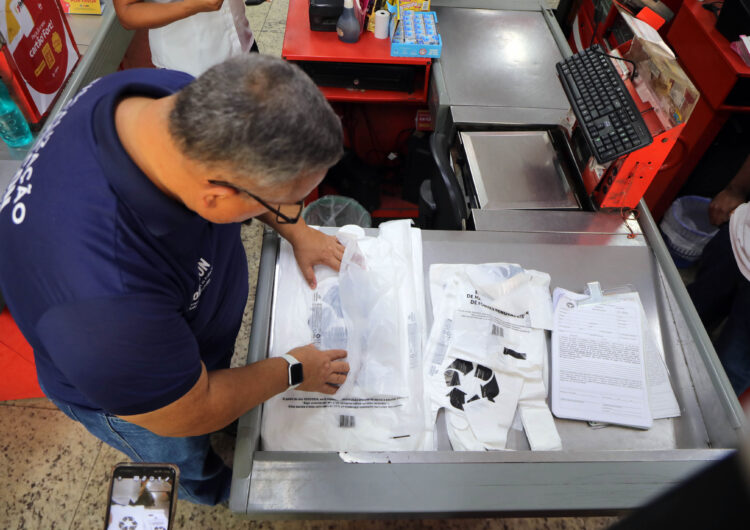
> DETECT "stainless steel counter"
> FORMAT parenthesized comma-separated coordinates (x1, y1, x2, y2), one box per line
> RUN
(229, 214, 744, 516)
(430, 1, 572, 134)
(461, 130, 580, 210)
(435, 8, 568, 113)
(471, 209, 642, 235)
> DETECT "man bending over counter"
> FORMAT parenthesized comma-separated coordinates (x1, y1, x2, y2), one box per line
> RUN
(0, 55, 350, 505)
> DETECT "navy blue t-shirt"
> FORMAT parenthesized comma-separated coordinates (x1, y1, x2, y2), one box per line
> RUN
(0, 69, 249, 415)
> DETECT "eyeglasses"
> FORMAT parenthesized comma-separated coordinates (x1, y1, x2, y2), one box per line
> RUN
(208, 179, 304, 224)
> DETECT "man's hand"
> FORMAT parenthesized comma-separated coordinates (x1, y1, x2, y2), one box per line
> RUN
(290, 226, 345, 289)
(289, 344, 349, 395)
(709, 187, 746, 226)
(185, 0, 224, 14)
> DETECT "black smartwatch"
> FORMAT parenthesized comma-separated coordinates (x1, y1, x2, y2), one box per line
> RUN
(282, 354, 303, 389)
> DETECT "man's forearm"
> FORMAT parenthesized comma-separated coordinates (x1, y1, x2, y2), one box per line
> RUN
(121, 357, 289, 437)
(197, 359, 289, 434)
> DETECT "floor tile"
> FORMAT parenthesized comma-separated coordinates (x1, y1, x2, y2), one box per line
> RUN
(232, 221, 263, 368)
(68, 443, 126, 529)
(258, 28, 286, 57)
(263, 0, 290, 30)
(0, 406, 101, 529)
(246, 0, 273, 34)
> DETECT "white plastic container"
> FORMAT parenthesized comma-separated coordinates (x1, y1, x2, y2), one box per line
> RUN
(660, 196, 719, 267)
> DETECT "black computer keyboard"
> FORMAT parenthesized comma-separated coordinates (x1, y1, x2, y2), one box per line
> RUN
(556, 44, 652, 164)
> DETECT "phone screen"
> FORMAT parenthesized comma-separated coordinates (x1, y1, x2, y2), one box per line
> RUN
(105, 464, 177, 530)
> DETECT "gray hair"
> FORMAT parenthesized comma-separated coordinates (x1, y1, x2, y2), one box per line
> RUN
(168, 55, 343, 187)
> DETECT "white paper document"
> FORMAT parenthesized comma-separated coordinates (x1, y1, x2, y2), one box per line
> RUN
(643, 322, 681, 419)
(551, 289, 653, 429)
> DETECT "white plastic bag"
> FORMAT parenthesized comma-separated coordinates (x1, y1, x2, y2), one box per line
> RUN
(336, 221, 425, 398)
(424, 263, 562, 451)
(261, 220, 429, 451)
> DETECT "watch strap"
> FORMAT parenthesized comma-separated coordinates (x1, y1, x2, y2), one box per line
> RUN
(282, 354, 302, 389)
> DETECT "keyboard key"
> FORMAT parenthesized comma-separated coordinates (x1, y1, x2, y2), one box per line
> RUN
(570, 82, 582, 100)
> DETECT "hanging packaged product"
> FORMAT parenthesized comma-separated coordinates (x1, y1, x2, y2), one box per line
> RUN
(58, 0, 103, 15)
(0, 0, 80, 125)
(261, 220, 429, 451)
(424, 263, 562, 452)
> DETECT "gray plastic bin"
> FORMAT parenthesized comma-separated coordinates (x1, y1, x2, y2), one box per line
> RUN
(302, 195, 371, 227)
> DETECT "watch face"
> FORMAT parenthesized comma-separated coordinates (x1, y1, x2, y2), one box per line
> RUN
(290, 363, 304, 386)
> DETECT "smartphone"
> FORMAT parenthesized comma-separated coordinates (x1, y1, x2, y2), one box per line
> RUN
(104, 463, 179, 530)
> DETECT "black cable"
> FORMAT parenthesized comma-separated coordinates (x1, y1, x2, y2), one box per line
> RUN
(590, 49, 638, 80)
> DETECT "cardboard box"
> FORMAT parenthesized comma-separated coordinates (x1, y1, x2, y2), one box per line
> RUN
(391, 10, 441, 58)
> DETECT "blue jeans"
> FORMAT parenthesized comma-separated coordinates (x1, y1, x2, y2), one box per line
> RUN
(688, 223, 750, 396)
(48, 396, 231, 506)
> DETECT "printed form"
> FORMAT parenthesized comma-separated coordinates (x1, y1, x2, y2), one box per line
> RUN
(551, 290, 653, 429)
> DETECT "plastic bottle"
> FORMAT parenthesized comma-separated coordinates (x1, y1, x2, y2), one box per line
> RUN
(336, 0, 360, 43)
(0, 82, 33, 148)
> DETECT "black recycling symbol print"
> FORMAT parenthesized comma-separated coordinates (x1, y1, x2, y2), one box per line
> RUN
(119, 516, 138, 530)
(444, 370, 461, 387)
(448, 387, 467, 410)
(449, 358, 473, 374)
(474, 364, 493, 380)
(481, 375, 499, 400)
(444, 360, 500, 410)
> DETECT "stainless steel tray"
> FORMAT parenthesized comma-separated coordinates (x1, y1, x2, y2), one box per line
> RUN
(229, 216, 744, 517)
(460, 130, 580, 211)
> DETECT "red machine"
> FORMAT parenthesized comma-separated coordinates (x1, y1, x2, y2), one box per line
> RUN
(569, 0, 750, 216)
(569, 1, 691, 210)
(568, 2, 696, 208)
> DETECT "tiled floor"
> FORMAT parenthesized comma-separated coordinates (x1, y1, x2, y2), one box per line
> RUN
(0, 2, 620, 528)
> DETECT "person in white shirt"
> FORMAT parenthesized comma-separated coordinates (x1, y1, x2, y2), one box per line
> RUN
(113, 0, 256, 77)
(688, 154, 750, 396)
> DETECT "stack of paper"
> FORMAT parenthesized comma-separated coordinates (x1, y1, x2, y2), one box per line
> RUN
(551, 286, 680, 429)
